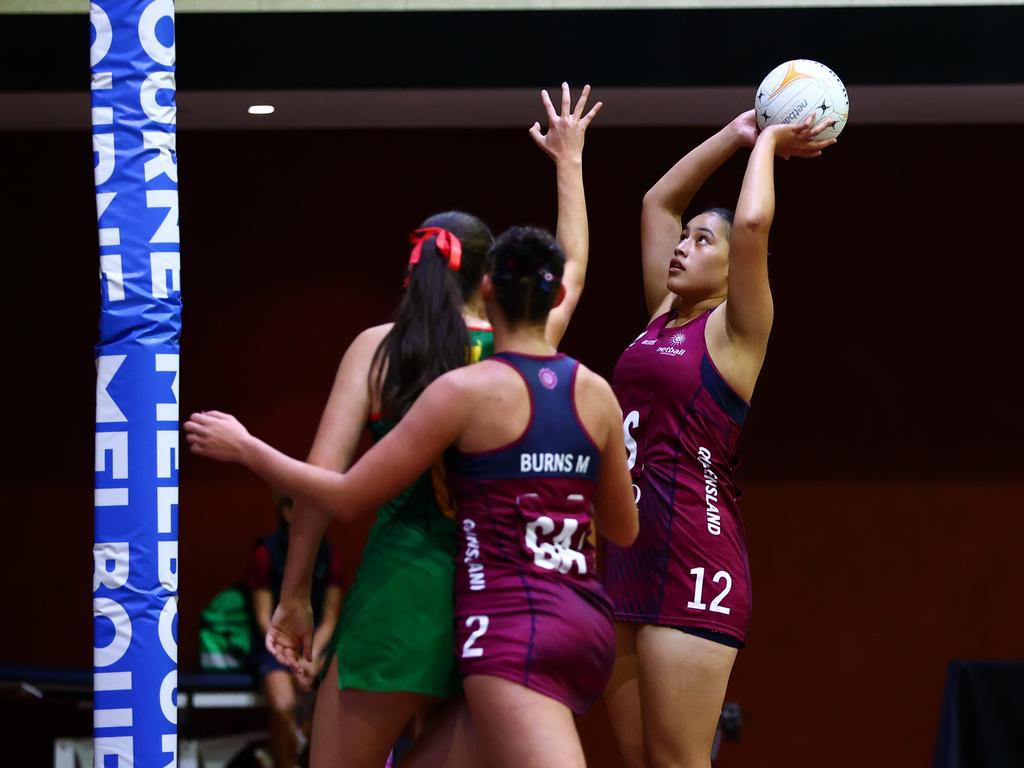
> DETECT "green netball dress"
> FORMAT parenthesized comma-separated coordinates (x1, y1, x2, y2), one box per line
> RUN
(334, 327, 493, 695)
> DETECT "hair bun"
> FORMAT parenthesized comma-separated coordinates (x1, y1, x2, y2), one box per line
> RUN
(488, 226, 566, 325)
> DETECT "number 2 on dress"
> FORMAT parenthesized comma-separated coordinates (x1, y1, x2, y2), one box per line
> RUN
(462, 615, 489, 658)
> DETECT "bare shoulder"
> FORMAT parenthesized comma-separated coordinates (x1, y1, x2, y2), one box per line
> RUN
(353, 323, 393, 352)
(449, 358, 530, 412)
(574, 360, 613, 391)
(433, 363, 477, 391)
(423, 362, 493, 403)
(350, 322, 393, 378)
(573, 362, 619, 410)
(311, 325, 393, 464)
(411, 365, 484, 425)
(448, 358, 511, 393)
(571, 362, 620, 448)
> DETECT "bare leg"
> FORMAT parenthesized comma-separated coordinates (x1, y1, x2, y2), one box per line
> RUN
(637, 626, 737, 768)
(463, 674, 585, 768)
(309, 655, 442, 768)
(262, 670, 298, 768)
(604, 622, 646, 768)
(402, 697, 485, 768)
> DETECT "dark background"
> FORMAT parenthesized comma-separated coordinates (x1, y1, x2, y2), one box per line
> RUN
(4, 122, 1023, 767)
(2, 4, 1023, 766)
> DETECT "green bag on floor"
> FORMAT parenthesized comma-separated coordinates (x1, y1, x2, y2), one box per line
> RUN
(198, 584, 253, 671)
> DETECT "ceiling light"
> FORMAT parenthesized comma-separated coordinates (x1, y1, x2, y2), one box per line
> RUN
(247, 105, 275, 115)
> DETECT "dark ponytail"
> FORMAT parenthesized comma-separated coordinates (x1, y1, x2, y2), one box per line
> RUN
(489, 226, 565, 326)
(372, 211, 494, 420)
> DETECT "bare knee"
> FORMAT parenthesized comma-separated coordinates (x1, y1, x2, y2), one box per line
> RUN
(263, 671, 297, 716)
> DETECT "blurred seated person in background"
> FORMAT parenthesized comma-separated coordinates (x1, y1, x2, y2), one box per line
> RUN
(249, 495, 344, 768)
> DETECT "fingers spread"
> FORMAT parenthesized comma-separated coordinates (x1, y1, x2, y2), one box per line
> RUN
(540, 89, 557, 122)
(580, 100, 603, 128)
(528, 121, 544, 142)
(573, 83, 591, 118)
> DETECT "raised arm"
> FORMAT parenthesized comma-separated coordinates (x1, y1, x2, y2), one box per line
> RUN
(529, 82, 603, 347)
(640, 112, 757, 319)
(707, 117, 836, 398)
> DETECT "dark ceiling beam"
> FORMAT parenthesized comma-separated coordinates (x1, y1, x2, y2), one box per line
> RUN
(2, 6, 1023, 92)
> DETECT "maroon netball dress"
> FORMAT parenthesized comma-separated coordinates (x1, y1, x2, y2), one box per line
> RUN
(604, 309, 752, 645)
(446, 352, 615, 714)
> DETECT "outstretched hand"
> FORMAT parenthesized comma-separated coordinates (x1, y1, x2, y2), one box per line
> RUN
(266, 600, 314, 671)
(183, 410, 252, 463)
(761, 115, 838, 160)
(529, 82, 603, 164)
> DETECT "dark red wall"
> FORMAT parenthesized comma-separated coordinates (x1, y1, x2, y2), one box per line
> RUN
(3, 124, 1022, 767)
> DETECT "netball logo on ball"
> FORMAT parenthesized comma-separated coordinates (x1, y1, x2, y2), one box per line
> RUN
(538, 367, 558, 389)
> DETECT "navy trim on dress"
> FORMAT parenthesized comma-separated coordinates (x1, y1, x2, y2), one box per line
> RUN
(700, 354, 749, 427)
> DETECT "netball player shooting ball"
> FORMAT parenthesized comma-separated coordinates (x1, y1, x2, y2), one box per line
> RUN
(186, 226, 639, 768)
(601, 110, 836, 768)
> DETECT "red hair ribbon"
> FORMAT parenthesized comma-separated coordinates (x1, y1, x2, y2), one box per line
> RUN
(408, 227, 463, 272)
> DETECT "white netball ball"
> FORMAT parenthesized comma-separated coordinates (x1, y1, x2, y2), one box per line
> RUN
(754, 59, 849, 140)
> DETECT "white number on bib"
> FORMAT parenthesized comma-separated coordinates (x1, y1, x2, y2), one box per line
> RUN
(623, 410, 640, 471)
(524, 515, 588, 575)
(686, 567, 733, 615)
(462, 615, 489, 658)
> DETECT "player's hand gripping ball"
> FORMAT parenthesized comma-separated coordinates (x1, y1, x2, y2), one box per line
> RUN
(755, 59, 849, 140)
